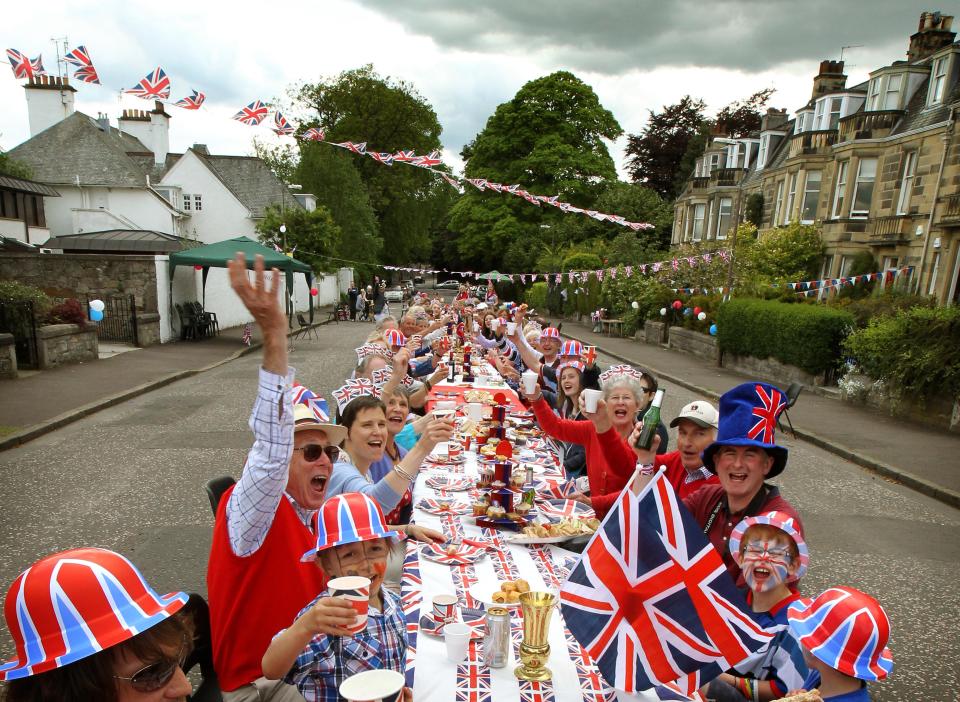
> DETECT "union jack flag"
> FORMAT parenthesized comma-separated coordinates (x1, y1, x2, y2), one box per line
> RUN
(368, 152, 394, 166)
(232, 100, 269, 126)
(412, 150, 442, 168)
(392, 150, 417, 162)
(272, 111, 294, 136)
(63, 46, 100, 83)
(6, 49, 45, 79)
(456, 661, 492, 702)
(124, 67, 170, 100)
(335, 141, 367, 154)
(302, 127, 325, 141)
(291, 382, 331, 423)
(73, 66, 101, 84)
(539, 499, 595, 520)
(173, 89, 205, 110)
(748, 384, 785, 444)
(560, 471, 773, 693)
(241, 323, 252, 346)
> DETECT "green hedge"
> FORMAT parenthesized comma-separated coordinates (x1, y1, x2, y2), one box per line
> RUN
(843, 305, 960, 401)
(525, 282, 548, 311)
(717, 298, 854, 376)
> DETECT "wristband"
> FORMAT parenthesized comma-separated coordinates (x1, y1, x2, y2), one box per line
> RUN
(638, 463, 655, 476)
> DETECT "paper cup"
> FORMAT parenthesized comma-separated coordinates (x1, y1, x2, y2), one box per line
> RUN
(432, 593, 459, 625)
(327, 576, 371, 635)
(444, 622, 471, 662)
(582, 388, 603, 413)
(521, 370, 538, 395)
(339, 669, 405, 702)
(506, 321, 517, 335)
(433, 409, 456, 423)
(435, 400, 457, 412)
(466, 402, 484, 421)
(489, 318, 500, 331)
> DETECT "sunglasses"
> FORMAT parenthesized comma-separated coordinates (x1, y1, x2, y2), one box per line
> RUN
(294, 444, 340, 463)
(114, 635, 188, 693)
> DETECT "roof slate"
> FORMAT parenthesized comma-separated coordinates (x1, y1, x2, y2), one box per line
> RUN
(193, 152, 301, 217)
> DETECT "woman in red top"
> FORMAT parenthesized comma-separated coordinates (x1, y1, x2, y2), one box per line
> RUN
(522, 375, 640, 518)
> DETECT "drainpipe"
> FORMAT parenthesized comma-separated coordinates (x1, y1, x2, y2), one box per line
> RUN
(916, 108, 955, 296)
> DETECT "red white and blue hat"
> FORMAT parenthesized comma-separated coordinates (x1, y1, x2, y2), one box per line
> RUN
(787, 587, 894, 682)
(729, 511, 808, 581)
(332, 378, 382, 415)
(540, 326, 561, 340)
(556, 360, 585, 377)
(384, 329, 407, 348)
(559, 340, 583, 357)
(301, 493, 402, 561)
(0, 548, 188, 680)
(703, 382, 789, 477)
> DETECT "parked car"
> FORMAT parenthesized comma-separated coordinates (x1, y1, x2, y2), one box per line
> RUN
(434, 279, 461, 290)
(401, 281, 415, 298)
(385, 286, 405, 302)
(413, 275, 425, 285)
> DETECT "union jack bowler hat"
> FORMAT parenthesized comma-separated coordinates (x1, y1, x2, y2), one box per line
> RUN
(702, 382, 788, 477)
(301, 493, 401, 562)
(539, 326, 561, 340)
(0, 548, 188, 680)
(729, 511, 808, 581)
(559, 340, 583, 357)
(556, 360, 585, 377)
(383, 329, 407, 348)
(787, 587, 894, 682)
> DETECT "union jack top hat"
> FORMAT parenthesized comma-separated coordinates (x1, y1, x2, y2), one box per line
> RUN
(559, 339, 583, 357)
(729, 511, 809, 581)
(301, 493, 402, 561)
(702, 382, 789, 477)
(787, 587, 894, 682)
(0, 548, 188, 680)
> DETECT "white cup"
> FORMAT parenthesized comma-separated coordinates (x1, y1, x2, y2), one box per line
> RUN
(435, 400, 456, 412)
(582, 388, 603, 413)
(489, 318, 500, 331)
(433, 409, 456, 423)
(339, 669, 405, 702)
(506, 321, 517, 335)
(521, 370, 538, 395)
(444, 622, 472, 662)
(466, 402, 484, 421)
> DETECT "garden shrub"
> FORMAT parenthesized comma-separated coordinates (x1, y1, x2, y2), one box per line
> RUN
(830, 289, 935, 328)
(525, 282, 548, 311)
(0, 280, 51, 318)
(843, 305, 960, 402)
(45, 298, 87, 326)
(717, 298, 854, 376)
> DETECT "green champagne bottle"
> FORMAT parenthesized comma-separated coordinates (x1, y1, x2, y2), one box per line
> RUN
(635, 389, 665, 450)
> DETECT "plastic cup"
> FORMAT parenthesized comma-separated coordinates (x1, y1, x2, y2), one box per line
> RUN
(327, 576, 371, 635)
(506, 321, 517, 335)
(489, 318, 500, 331)
(466, 402, 484, 421)
(339, 669, 405, 702)
(432, 593, 459, 625)
(444, 622, 471, 662)
(521, 370, 538, 395)
(582, 389, 603, 413)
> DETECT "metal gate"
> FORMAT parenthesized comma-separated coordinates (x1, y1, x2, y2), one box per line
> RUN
(87, 294, 139, 345)
(0, 300, 39, 368)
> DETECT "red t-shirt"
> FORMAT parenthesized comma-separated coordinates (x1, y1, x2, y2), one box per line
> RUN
(653, 450, 719, 500)
(682, 483, 803, 589)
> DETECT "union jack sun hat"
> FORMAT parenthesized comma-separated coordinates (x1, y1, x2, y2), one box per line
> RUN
(301, 493, 402, 561)
(729, 511, 808, 581)
(787, 587, 894, 682)
(702, 382, 789, 477)
(0, 548, 188, 680)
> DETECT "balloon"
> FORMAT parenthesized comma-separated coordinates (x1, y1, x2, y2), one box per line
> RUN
(659, 307, 667, 316)
(693, 306, 702, 316)
(194, 264, 203, 271)
(90, 309, 104, 322)
(89, 299, 105, 312)
(631, 301, 639, 310)
(310, 288, 318, 296)
(672, 300, 682, 310)
(684, 307, 692, 316)
(697, 312, 707, 321)
(709, 324, 718, 336)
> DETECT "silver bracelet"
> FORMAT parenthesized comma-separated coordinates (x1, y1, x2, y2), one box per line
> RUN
(394, 464, 416, 481)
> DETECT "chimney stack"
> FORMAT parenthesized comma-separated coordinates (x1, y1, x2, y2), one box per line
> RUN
(908, 11, 955, 62)
(23, 75, 76, 136)
(118, 100, 170, 166)
(761, 108, 788, 132)
(191, 143, 209, 156)
(811, 60, 847, 100)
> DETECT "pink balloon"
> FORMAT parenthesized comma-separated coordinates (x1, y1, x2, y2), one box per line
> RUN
(693, 306, 702, 316)
(310, 288, 318, 296)
(672, 300, 682, 310)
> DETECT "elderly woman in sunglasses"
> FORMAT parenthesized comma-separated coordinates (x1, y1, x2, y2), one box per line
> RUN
(0, 547, 194, 702)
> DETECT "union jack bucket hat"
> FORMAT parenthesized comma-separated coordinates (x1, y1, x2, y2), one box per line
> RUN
(301, 493, 402, 561)
(787, 587, 894, 682)
(559, 340, 583, 358)
(729, 511, 809, 581)
(0, 548, 188, 680)
(702, 382, 789, 477)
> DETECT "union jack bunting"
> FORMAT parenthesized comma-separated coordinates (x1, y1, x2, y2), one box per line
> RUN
(335, 141, 367, 154)
(173, 89, 205, 110)
(6, 49, 45, 79)
(560, 471, 773, 692)
(272, 111, 295, 136)
(412, 150, 442, 168)
(124, 67, 171, 100)
(486, 182, 503, 192)
(73, 66, 101, 84)
(392, 150, 417, 162)
(232, 100, 269, 126)
(302, 127, 325, 141)
(747, 384, 785, 444)
(332, 378, 380, 414)
(63, 45, 93, 68)
(467, 178, 487, 191)
(369, 152, 394, 165)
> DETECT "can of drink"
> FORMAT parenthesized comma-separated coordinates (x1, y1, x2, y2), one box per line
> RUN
(483, 607, 510, 668)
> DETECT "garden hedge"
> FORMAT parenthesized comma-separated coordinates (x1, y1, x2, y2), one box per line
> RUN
(717, 298, 854, 376)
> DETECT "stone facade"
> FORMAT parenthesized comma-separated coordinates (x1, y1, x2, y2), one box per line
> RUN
(0, 333, 16, 378)
(667, 326, 719, 363)
(36, 323, 98, 369)
(135, 312, 161, 347)
(644, 320, 668, 345)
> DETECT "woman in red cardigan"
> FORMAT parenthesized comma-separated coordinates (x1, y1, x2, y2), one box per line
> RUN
(522, 372, 642, 517)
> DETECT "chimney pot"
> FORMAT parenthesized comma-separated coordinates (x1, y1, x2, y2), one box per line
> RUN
(907, 11, 956, 62)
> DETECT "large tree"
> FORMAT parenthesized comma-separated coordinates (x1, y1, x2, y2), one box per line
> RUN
(256, 204, 343, 276)
(447, 71, 622, 271)
(293, 65, 447, 264)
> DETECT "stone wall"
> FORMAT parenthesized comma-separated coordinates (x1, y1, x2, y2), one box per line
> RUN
(668, 327, 719, 363)
(644, 320, 668, 345)
(722, 352, 824, 388)
(840, 372, 959, 432)
(36, 323, 98, 369)
(0, 333, 16, 379)
(0, 252, 159, 312)
(136, 312, 161, 347)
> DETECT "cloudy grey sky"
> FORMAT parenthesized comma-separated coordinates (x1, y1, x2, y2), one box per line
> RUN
(1, 0, 932, 178)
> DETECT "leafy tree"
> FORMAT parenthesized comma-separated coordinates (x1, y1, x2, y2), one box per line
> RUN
(744, 193, 764, 227)
(625, 96, 706, 200)
(256, 204, 343, 275)
(0, 144, 32, 179)
(448, 71, 622, 270)
(715, 88, 775, 138)
(737, 222, 825, 284)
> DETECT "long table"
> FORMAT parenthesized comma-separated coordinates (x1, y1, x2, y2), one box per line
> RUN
(403, 366, 658, 702)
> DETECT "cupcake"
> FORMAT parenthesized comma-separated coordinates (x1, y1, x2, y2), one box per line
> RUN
(487, 504, 506, 519)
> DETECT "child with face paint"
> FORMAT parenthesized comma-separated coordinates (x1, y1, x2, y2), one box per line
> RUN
(705, 512, 810, 702)
(262, 493, 409, 702)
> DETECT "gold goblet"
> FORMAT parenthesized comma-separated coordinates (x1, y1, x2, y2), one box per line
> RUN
(514, 591, 557, 681)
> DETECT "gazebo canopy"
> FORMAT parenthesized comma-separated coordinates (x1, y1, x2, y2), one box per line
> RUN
(477, 270, 510, 282)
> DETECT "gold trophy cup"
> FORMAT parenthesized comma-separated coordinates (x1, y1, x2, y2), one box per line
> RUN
(514, 591, 557, 681)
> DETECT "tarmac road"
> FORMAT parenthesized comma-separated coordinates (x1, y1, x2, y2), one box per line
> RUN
(0, 318, 956, 701)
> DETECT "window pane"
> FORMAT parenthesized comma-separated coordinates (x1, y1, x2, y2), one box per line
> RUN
(692, 204, 705, 240)
(832, 162, 848, 218)
(717, 197, 732, 239)
(801, 171, 822, 222)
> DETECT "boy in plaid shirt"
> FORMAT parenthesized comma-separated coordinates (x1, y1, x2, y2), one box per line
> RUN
(262, 493, 409, 702)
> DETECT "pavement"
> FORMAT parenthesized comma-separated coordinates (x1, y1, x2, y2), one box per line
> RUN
(0, 309, 336, 451)
(553, 318, 960, 509)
